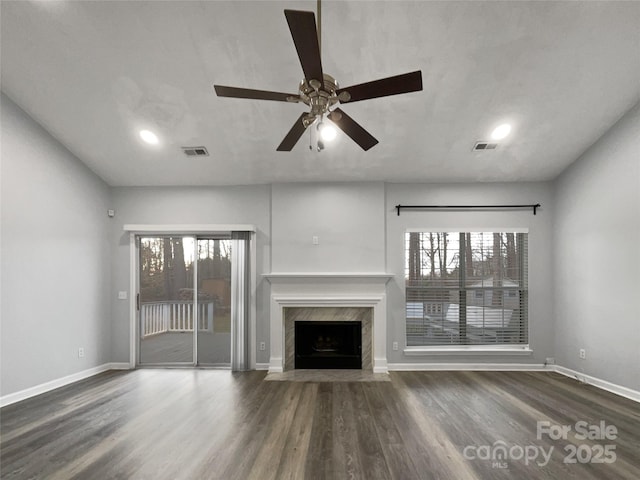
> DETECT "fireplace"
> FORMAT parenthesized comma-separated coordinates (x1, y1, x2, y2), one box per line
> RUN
(264, 273, 393, 373)
(284, 307, 372, 370)
(295, 321, 362, 369)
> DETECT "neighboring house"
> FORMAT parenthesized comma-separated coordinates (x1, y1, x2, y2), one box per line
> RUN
(406, 279, 522, 344)
(467, 277, 521, 309)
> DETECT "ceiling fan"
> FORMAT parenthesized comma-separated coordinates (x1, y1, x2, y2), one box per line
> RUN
(213, 7, 423, 151)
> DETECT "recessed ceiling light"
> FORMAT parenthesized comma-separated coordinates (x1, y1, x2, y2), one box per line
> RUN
(139, 129, 159, 145)
(491, 124, 511, 140)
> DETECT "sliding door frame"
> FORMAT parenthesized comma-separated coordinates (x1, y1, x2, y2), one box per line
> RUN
(125, 224, 257, 369)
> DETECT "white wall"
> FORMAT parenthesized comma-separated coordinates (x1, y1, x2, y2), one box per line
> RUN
(553, 101, 640, 391)
(385, 182, 555, 365)
(1, 93, 112, 396)
(271, 183, 386, 273)
(109, 185, 271, 364)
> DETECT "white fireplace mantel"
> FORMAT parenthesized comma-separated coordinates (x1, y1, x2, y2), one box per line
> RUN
(264, 272, 394, 280)
(264, 272, 394, 374)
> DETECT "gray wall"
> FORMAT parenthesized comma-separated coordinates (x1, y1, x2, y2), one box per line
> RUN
(109, 186, 271, 364)
(271, 183, 385, 272)
(1, 93, 112, 396)
(553, 101, 640, 391)
(385, 182, 555, 365)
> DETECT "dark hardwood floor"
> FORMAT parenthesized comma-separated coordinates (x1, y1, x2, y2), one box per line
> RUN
(1, 369, 639, 479)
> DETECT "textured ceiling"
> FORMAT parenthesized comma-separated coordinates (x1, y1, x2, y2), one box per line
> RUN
(1, 0, 639, 186)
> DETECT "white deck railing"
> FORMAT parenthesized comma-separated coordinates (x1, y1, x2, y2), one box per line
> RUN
(141, 301, 215, 338)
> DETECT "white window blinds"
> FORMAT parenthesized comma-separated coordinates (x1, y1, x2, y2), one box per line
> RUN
(405, 232, 528, 346)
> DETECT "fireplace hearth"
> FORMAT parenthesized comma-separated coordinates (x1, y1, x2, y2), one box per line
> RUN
(295, 321, 362, 369)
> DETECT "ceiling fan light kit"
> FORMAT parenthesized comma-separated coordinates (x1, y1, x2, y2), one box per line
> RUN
(213, 8, 423, 152)
(318, 121, 337, 142)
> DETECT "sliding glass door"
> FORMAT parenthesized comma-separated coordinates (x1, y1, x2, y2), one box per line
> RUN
(196, 238, 232, 366)
(138, 236, 195, 365)
(137, 234, 248, 368)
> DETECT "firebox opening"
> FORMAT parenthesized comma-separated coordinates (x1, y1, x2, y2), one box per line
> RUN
(295, 321, 362, 369)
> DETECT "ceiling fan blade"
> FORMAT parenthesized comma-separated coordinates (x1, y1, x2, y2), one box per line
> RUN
(284, 10, 324, 88)
(277, 112, 309, 151)
(336, 71, 423, 104)
(328, 108, 378, 151)
(214, 85, 299, 102)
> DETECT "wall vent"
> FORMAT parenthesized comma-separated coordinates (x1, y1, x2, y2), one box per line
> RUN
(181, 146, 209, 157)
(473, 142, 498, 151)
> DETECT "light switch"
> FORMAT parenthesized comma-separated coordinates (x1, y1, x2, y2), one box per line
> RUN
(118, 291, 128, 300)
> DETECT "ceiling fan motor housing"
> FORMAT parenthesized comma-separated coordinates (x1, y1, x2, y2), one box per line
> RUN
(298, 73, 340, 119)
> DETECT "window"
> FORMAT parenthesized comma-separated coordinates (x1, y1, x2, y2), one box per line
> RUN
(405, 231, 528, 347)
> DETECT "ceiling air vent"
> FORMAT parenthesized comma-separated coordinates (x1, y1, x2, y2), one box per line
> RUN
(473, 141, 498, 151)
(181, 146, 209, 157)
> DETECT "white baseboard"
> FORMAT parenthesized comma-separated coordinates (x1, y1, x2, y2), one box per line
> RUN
(108, 362, 133, 370)
(388, 362, 548, 371)
(551, 365, 640, 403)
(0, 363, 130, 408)
(255, 363, 271, 371)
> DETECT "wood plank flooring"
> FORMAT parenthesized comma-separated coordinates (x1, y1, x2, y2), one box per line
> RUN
(1, 370, 639, 479)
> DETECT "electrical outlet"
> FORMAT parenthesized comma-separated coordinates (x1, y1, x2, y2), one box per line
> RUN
(259, 342, 266, 351)
(545, 357, 555, 365)
(78, 347, 85, 358)
(118, 291, 127, 300)
(579, 348, 586, 360)
(392, 341, 399, 351)
(312, 236, 319, 245)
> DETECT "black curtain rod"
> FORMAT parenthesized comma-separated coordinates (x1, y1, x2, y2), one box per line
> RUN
(395, 203, 541, 216)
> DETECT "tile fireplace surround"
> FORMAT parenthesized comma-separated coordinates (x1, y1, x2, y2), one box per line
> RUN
(264, 273, 394, 374)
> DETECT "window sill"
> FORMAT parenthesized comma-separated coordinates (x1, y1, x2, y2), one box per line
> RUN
(403, 346, 533, 356)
